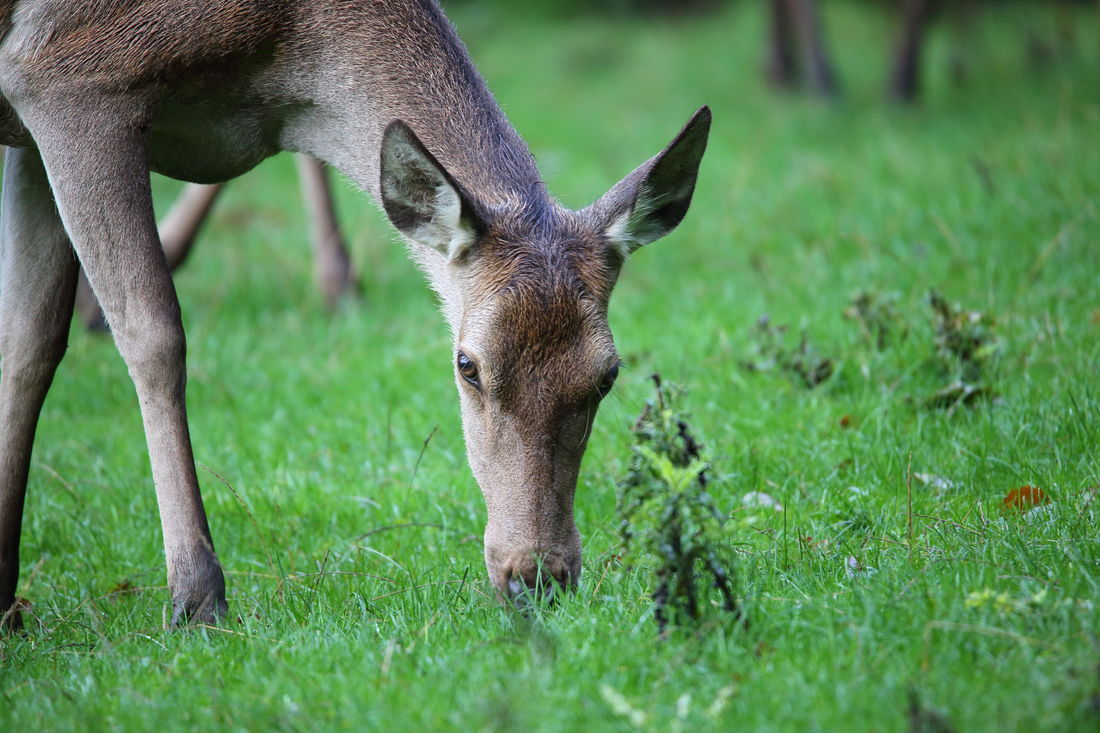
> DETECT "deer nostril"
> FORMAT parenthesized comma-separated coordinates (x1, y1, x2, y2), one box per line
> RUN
(503, 557, 576, 606)
(507, 575, 558, 607)
(506, 577, 527, 598)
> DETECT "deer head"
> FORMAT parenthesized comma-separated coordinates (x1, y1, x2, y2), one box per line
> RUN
(379, 107, 712, 601)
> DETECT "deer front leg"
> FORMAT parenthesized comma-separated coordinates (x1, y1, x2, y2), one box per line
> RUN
(0, 147, 80, 631)
(21, 100, 227, 625)
(74, 182, 226, 332)
(295, 154, 357, 309)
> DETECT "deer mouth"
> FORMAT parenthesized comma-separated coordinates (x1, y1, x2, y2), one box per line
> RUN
(485, 544, 581, 606)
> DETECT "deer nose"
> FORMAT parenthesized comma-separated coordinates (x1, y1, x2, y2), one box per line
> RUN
(502, 553, 577, 604)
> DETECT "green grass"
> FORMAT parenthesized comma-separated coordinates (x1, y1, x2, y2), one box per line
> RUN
(3, 1, 1099, 730)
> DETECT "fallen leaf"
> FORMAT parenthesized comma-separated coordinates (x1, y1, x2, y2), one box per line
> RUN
(913, 472, 959, 492)
(845, 555, 876, 580)
(107, 580, 138, 597)
(1003, 485, 1050, 511)
(754, 641, 774, 658)
(926, 381, 994, 411)
(705, 684, 738, 719)
(599, 685, 647, 728)
(801, 535, 830, 551)
(742, 491, 783, 512)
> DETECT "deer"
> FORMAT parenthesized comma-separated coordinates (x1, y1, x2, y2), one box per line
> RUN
(74, 154, 357, 332)
(0, 0, 711, 629)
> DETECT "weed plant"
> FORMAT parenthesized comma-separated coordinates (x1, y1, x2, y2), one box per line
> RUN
(616, 375, 740, 632)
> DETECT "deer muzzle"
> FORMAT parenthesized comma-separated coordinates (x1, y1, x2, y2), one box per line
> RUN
(483, 524, 582, 604)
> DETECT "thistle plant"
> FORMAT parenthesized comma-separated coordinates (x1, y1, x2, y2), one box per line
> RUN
(740, 315, 834, 388)
(617, 374, 741, 632)
(924, 289, 1003, 411)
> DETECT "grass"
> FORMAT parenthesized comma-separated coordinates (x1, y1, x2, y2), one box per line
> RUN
(3, 1, 1099, 730)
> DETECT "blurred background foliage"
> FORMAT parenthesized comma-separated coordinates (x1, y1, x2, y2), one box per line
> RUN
(444, 0, 1096, 104)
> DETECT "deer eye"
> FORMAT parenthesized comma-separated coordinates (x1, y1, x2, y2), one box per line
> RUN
(598, 363, 620, 396)
(457, 351, 480, 388)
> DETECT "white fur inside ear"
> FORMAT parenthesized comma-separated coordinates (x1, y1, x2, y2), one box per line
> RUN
(604, 210, 639, 260)
(407, 182, 476, 262)
(382, 137, 477, 262)
(604, 189, 660, 259)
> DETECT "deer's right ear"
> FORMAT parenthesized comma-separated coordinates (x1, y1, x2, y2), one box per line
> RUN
(380, 120, 485, 262)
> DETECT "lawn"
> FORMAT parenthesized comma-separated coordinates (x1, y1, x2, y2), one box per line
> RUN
(2, 1, 1098, 730)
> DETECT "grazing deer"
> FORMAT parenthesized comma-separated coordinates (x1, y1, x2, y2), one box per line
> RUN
(75, 154, 357, 332)
(0, 0, 710, 628)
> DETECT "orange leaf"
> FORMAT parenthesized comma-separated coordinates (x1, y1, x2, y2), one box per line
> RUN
(1003, 485, 1049, 511)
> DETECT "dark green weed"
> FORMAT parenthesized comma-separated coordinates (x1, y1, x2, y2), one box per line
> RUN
(739, 315, 836, 388)
(616, 375, 741, 633)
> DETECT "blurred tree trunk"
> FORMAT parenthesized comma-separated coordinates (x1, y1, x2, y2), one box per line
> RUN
(766, 0, 799, 88)
(766, 0, 838, 96)
(888, 0, 936, 103)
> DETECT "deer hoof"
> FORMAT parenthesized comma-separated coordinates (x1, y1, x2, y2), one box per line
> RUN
(1, 609, 24, 633)
(170, 592, 228, 627)
(168, 559, 228, 626)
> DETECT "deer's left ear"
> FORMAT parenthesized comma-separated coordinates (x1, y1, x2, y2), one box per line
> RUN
(380, 120, 486, 262)
(585, 106, 711, 259)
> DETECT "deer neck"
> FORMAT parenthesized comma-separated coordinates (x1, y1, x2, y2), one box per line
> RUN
(279, 1, 548, 212)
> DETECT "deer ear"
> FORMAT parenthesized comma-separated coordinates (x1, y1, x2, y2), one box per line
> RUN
(586, 106, 711, 259)
(380, 120, 485, 262)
